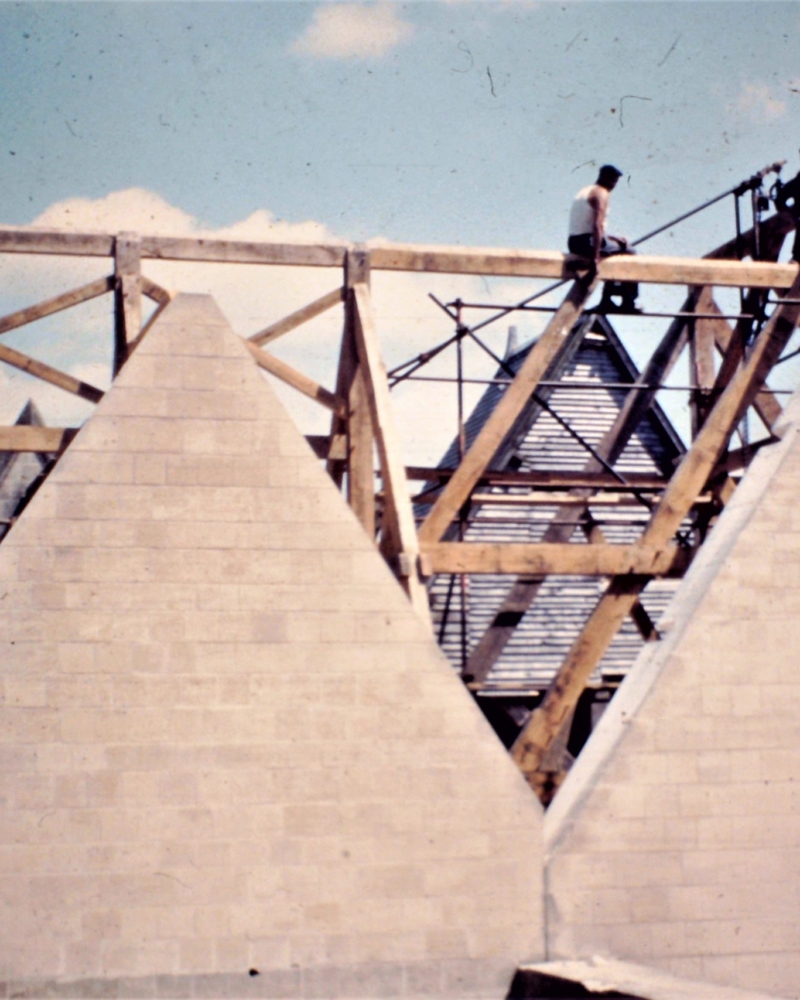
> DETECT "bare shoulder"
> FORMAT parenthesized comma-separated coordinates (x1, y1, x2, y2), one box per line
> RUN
(587, 184, 609, 209)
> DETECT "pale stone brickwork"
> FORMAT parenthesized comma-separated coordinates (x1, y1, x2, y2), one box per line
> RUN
(545, 393, 800, 1000)
(0, 295, 544, 998)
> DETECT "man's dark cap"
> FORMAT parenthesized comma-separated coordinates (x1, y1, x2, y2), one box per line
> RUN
(599, 164, 623, 179)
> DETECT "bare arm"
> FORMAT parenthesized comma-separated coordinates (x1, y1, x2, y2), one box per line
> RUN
(588, 186, 608, 266)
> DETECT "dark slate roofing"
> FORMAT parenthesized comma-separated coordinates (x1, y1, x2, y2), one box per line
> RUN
(0, 400, 51, 542)
(423, 315, 687, 695)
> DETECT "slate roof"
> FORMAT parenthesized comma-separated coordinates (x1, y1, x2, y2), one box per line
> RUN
(0, 400, 51, 543)
(422, 314, 688, 695)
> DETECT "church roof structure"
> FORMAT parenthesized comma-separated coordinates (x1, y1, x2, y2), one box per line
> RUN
(1, 193, 800, 996)
(423, 314, 686, 697)
(0, 399, 52, 543)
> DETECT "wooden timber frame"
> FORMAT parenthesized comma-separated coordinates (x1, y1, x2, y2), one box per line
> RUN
(0, 209, 798, 805)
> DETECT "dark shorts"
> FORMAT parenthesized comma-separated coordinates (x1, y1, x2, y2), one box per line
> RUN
(568, 234, 629, 257)
(568, 235, 639, 307)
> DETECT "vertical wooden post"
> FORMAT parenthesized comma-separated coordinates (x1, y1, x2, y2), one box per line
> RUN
(705, 295, 783, 431)
(709, 225, 787, 402)
(345, 247, 376, 537)
(113, 233, 142, 376)
(689, 288, 717, 437)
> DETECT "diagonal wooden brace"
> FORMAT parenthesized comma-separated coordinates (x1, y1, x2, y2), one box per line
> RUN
(351, 282, 432, 629)
(418, 276, 598, 546)
(511, 270, 800, 795)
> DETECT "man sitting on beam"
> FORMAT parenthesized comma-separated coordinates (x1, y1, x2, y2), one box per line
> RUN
(567, 163, 640, 314)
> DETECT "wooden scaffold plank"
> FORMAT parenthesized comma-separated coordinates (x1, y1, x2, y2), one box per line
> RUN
(127, 282, 175, 356)
(0, 230, 115, 257)
(140, 276, 173, 307)
(141, 236, 346, 268)
(407, 466, 669, 491)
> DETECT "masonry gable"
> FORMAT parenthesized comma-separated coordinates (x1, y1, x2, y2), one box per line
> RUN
(0, 294, 543, 999)
(545, 391, 800, 999)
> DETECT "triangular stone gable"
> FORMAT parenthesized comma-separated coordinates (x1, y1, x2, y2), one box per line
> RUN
(0, 295, 543, 998)
(545, 392, 800, 999)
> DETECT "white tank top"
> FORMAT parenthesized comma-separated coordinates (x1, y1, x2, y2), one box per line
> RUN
(569, 185, 598, 236)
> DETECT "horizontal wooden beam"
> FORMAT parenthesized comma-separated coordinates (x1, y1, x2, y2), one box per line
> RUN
(249, 287, 344, 347)
(1, 225, 797, 287)
(244, 341, 345, 417)
(0, 229, 347, 267)
(371, 244, 800, 288)
(0, 276, 114, 336)
(421, 541, 689, 577)
(405, 466, 669, 490)
(0, 342, 104, 403)
(467, 491, 708, 508)
(369, 245, 573, 278)
(0, 425, 78, 452)
(141, 236, 347, 268)
(0, 230, 115, 257)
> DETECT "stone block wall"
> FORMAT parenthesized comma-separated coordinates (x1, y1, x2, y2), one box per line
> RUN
(0, 295, 544, 998)
(545, 395, 800, 1000)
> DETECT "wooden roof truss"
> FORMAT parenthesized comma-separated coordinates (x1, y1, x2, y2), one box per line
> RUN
(0, 201, 798, 805)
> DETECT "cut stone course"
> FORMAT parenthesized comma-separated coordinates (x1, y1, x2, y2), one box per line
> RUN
(0, 294, 544, 998)
(545, 391, 800, 1000)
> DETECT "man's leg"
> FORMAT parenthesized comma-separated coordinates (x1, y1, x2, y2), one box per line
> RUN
(599, 236, 639, 312)
(601, 236, 628, 256)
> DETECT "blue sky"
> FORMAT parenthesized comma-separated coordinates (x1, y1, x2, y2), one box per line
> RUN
(4, 1, 800, 247)
(1, 1, 799, 457)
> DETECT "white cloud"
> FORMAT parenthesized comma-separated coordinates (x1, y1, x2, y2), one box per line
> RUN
(28, 188, 341, 245)
(291, 3, 414, 60)
(731, 81, 787, 122)
(0, 188, 545, 466)
(30, 188, 198, 236)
